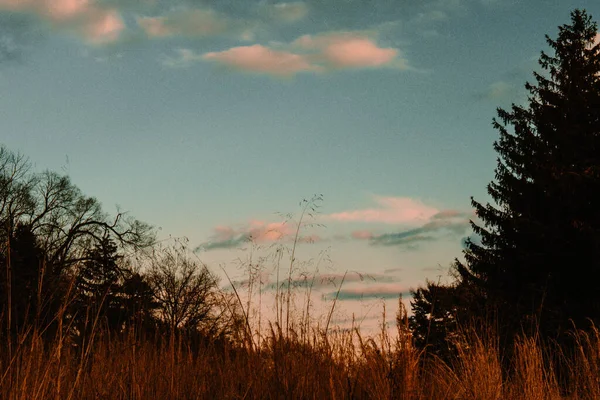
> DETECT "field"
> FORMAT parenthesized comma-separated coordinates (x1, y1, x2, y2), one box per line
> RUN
(2, 302, 600, 400)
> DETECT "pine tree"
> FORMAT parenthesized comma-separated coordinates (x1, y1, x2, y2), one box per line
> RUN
(409, 280, 467, 359)
(456, 9, 600, 341)
(73, 235, 125, 338)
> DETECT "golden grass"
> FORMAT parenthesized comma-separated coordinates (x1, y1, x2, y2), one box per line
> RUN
(2, 312, 600, 399)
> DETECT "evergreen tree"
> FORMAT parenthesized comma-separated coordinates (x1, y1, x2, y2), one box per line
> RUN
(120, 271, 160, 335)
(409, 279, 480, 360)
(73, 235, 125, 338)
(456, 9, 600, 342)
(1, 225, 42, 331)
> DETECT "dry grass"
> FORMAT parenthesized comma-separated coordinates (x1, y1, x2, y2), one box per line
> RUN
(3, 309, 600, 399)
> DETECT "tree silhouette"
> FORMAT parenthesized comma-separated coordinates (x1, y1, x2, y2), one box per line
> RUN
(1, 144, 155, 345)
(409, 278, 481, 360)
(73, 236, 124, 340)
(147, 244, 220, 333)
(411, 9, 600, 350)
(457, 9, 600, 341)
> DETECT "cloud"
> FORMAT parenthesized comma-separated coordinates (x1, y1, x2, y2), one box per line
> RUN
(202, 44, 321, 76)
(161, 48, 204, 67)
(137, 8, 229, 38)
(351, 230, 374, 240)
(196, 220, 299, 251)
(370, 233, 437, 247)
(327, 196, 438, 224)
(200, 30, 405, 77)
(0, 0, 125, 44)
(0, 13, 40, 63)
(411, 9, 448, 25)
(260, 2, 308, 23)
(265, 270, 388, 291)
(383, 267, 403, 274)
(476, 81, 518, 101)
(323, 284, 409, 301)
(294, 31, 405, 69)
(368, 210, 471, 248)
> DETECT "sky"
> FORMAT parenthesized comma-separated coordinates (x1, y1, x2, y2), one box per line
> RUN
(1, 0, 599, 332)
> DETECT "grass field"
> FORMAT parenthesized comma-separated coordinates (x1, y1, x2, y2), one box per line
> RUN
(2, 300, 600, 400)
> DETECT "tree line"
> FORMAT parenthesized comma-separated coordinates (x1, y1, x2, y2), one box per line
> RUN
(0, 149, 241, 349)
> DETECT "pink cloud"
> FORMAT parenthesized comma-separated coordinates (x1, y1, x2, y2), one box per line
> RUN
(346, 284, 407, 295)
(200, 31, 406, 77)
(298, 234, 322, 243)
(324, 37, 397, 68)
(212, 225, 236, 241)
(45, 0, 87, 20)
(351, 230, 374, 240)
(248, 220, 293, 241)
(137, 9, 228, 38)
(197, 218, 326, 251)
(327, 196, 438, 224)
(295, 32, 404, 70)
(137, 17, 171, 37)
(203, 44, 321, 76)
(0, 0, 124, 44)
(84, 10, 125, 44)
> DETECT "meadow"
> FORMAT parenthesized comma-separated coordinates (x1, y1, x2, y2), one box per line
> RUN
(2, 292, 600, 399)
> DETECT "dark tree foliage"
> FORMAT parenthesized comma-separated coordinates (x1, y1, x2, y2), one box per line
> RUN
(409, 279, 481, 360)
(73, 236, 160, 343)
(411, 9, 600, 352)
(73, 236, 124, 337)
(119, 271, 160, 335)
(0, 224, 64, 335)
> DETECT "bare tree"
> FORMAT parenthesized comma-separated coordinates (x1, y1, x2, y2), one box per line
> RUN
(147, 243, 225, 333)
(0, 145, 154, 341)
(27, 171, 154, 272)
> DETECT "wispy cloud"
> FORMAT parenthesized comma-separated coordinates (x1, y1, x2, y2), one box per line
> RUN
(0, 0, 124, 44)
(259, 2, 308, 23)
(161, 48, 204, 68)
(476, 80, 519, 101)
(0, 13, 39, 63)
(275, 271, 395, 290)
(352, 210, 472, 249)
(383, 267, 404, 274)
(351, 230, 375, 240)
(137, 8, 229, 38)
(196, 219, 323, 251)
(327, 196, 438, 224)
(323, 284, 409, 301)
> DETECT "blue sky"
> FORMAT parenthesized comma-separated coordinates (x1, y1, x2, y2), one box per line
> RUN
(1, 0, 599, 330)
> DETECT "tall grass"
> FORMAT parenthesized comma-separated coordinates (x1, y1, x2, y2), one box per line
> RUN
(3, 300, 600, 399)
